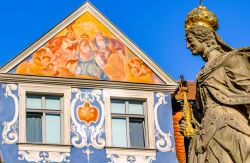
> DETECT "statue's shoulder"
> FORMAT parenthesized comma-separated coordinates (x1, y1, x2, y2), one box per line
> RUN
(212, 47, 250, 66)
(228, 47, 250, 58)
(197, 50, 236, 83)
(224, 47, 250, 66)
(233, 47, 250, 53)
(197, 47, 250, 83)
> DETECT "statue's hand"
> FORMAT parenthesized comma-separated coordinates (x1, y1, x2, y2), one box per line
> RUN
(179, 119, 186, 136)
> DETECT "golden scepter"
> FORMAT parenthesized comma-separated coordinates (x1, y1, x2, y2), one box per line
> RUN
(179, 75, 196, 138)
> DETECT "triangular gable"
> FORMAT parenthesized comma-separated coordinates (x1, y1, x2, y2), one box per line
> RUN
(0, 2, 177, 85)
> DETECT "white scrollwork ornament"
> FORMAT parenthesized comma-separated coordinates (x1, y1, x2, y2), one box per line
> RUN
(2, 84, 19, 144)
(18, 151, 70, 163)
(71, 89, 105, 150)
(71, 88, 87, 148)
(107, 154, 155, 163)
(18, 151, 43, 162)
(90, 90, 105, 149)
(46, 152, 70, 162)
(154, 93, 174, 152)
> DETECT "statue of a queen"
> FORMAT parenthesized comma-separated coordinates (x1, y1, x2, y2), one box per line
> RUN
(185, 5, 250, 163)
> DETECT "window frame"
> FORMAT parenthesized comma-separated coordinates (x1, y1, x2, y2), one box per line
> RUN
(104, 89, 155, 149)
(19, 84, 71, 146)
(111, 99, 147, 148)
(26, 94, 63, 144)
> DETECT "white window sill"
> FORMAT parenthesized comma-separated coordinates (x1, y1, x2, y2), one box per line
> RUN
(18, 143, 71, 153)
(106, 147, 156, 157)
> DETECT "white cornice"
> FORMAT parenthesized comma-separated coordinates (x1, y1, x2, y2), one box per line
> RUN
(0, 74, 177, 93)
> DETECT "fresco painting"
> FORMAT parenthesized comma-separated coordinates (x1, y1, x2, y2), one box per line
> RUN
(14, 12, 164, 84)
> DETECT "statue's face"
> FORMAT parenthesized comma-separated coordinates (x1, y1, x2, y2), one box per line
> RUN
(186, 33, 204, 55)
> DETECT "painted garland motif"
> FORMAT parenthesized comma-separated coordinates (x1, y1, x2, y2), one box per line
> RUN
(1, 84, 19, 144)
(71, 89, 105, 161)
(154, 93, 174, 152)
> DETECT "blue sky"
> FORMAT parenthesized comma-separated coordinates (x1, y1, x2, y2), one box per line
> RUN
(0, 0, 249, 80)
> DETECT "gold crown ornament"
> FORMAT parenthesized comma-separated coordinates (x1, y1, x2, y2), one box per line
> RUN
(185, 5, 218, 31)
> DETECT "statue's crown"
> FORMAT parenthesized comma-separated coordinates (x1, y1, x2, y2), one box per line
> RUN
(185, 5, 218, 31)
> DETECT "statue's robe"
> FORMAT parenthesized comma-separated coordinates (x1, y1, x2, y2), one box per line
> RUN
(189, 48, 250, 163)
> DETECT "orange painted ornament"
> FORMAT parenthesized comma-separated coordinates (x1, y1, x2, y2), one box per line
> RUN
(77, 101, 99, 125)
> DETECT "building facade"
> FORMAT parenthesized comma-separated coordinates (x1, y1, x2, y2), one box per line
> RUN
(0, 3, 178, 163)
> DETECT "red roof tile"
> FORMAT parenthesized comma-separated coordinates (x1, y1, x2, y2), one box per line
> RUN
(175, 81, 196, 100)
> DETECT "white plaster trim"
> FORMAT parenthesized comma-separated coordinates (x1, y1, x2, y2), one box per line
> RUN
(103, 89, 155, 149)
(0, 2, 177, 86)
(2, 84, 19, 144)
(18, 143, 71, 153)
(18, 83, 71, 145)
(154, 92, 174, 152)
(106, 148, 156, 157)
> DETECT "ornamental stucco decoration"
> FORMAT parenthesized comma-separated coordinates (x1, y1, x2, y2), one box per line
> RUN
(107, 154, 155, 163)
(154, 93, 174, 152)
(71, 89, 105, 160)
(2, 84, 19, 144)
(18, 150, 70, 163)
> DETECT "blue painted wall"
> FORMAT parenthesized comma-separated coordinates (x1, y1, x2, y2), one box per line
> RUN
(0, 83, 177, 163)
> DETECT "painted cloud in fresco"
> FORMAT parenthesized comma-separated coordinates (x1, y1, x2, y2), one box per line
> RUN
(14, 12, 163, 84)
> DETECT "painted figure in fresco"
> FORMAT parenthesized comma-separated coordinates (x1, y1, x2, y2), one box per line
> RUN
(92, 31, 111, 68)
(49, 26, 78, 68)
(91, 30, 127, 80)
(16, 47, 59, 76)
(128, 57, 151, 77)
(184, 6, 250, 163)
(74, 34, 104, 79)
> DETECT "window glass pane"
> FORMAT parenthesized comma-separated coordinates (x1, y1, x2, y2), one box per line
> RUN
(26, 112, 42, 142)
(129, 118, 145, 147)
(128, 101, 144, 115)
(111, 100, 125, 114)
(45, 96, 61, 110)
(112, 118, 127, 147)
(46, 114, 61, 144)
(26, 95, 42, 109)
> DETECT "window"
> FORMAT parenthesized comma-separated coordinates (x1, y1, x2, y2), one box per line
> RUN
(26, 95, 62, 144)
(18, 84, 71, 152)
(104, 89, 155, 150)
(111, 100, 146, 148)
